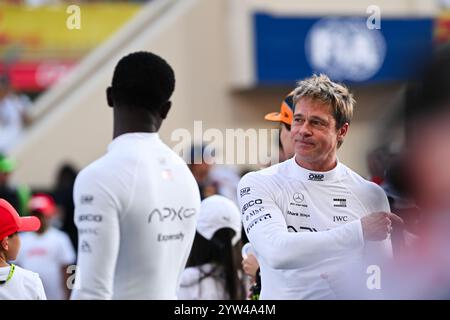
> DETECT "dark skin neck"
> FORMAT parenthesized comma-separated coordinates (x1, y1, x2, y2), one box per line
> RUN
(113, 106, 162, 139)
(106, 87, 171, 139)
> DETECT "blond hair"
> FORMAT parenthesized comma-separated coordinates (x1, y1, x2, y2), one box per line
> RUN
(293, 74, 355, 126)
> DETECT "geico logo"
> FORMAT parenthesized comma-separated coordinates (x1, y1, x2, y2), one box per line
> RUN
(78, 215, 102, 222)
(148, 207, 197, 223)
(242, 199, 262, 214)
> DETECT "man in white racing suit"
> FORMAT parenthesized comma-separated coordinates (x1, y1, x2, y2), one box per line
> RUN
(238, 74, 402, 299)
(70, 52, 200, 300)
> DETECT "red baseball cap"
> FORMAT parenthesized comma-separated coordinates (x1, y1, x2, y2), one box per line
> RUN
(29, 193, 56, 217)
(0, 199, 41, 240)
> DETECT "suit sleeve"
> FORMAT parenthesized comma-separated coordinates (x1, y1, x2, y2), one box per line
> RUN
(238, 173, 365, 270)
(70, 170, 121, 300)
(362, 183, 393, 262)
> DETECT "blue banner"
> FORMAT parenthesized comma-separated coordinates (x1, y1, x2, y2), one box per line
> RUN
(254, 14, 434, 85)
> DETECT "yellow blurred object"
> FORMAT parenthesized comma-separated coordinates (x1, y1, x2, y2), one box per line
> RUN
(0, 4, 141, 59)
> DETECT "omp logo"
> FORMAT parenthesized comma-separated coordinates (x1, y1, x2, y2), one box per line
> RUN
(246, 214, 272, 233)
(333, 215, 348, 222)
(242, 199, 262, 214)
(240, 187, 251, 197)
(80, 195, 94, 204)
(308, 173, 324, 181)
(148, 207, 196, 223)
(78, 214, 102, 223)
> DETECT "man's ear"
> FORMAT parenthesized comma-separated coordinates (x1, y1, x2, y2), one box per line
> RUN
(337, 123, 349, 144)
(106, 87, 114, 107)
(1, 237, 8, 251)
(159, 101, 172, 119)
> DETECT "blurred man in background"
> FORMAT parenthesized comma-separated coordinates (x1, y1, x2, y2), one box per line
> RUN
(16, 193, 75, 300)
(0, 154, 31, 217)
(264, 91, 295, 162)
(379, 49, 450, 298)
(187, 144, 218, 200)
(52, 164, 78, 252)
(0, 74, 31, 153)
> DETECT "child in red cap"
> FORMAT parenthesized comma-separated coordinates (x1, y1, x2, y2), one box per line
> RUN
(0, 198, 46, 299)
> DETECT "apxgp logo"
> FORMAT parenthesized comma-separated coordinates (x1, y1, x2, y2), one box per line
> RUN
(148, 207, 196, 223)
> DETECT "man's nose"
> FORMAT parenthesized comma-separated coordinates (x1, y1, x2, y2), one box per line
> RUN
(298, 122, 312, 136)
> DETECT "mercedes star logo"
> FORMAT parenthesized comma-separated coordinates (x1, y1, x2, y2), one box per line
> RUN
(293, 193, 304, 203)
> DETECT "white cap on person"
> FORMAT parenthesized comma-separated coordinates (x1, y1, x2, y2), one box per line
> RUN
(197, 195, 241, 245)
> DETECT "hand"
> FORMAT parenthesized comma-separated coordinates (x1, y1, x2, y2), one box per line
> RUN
(242, 253, 260, 278)
(361, 212, 403, 241)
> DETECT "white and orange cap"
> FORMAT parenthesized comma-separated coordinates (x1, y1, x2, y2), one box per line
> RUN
(264, 91, 295, 126)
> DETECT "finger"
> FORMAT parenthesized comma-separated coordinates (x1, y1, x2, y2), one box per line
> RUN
(385, 217, 391, 226)
(387, 224, 393, 234)
(387, 213, 404, 224)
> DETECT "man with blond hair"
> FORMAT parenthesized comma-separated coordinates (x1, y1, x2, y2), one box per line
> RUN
(237, 74, 402, 299)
